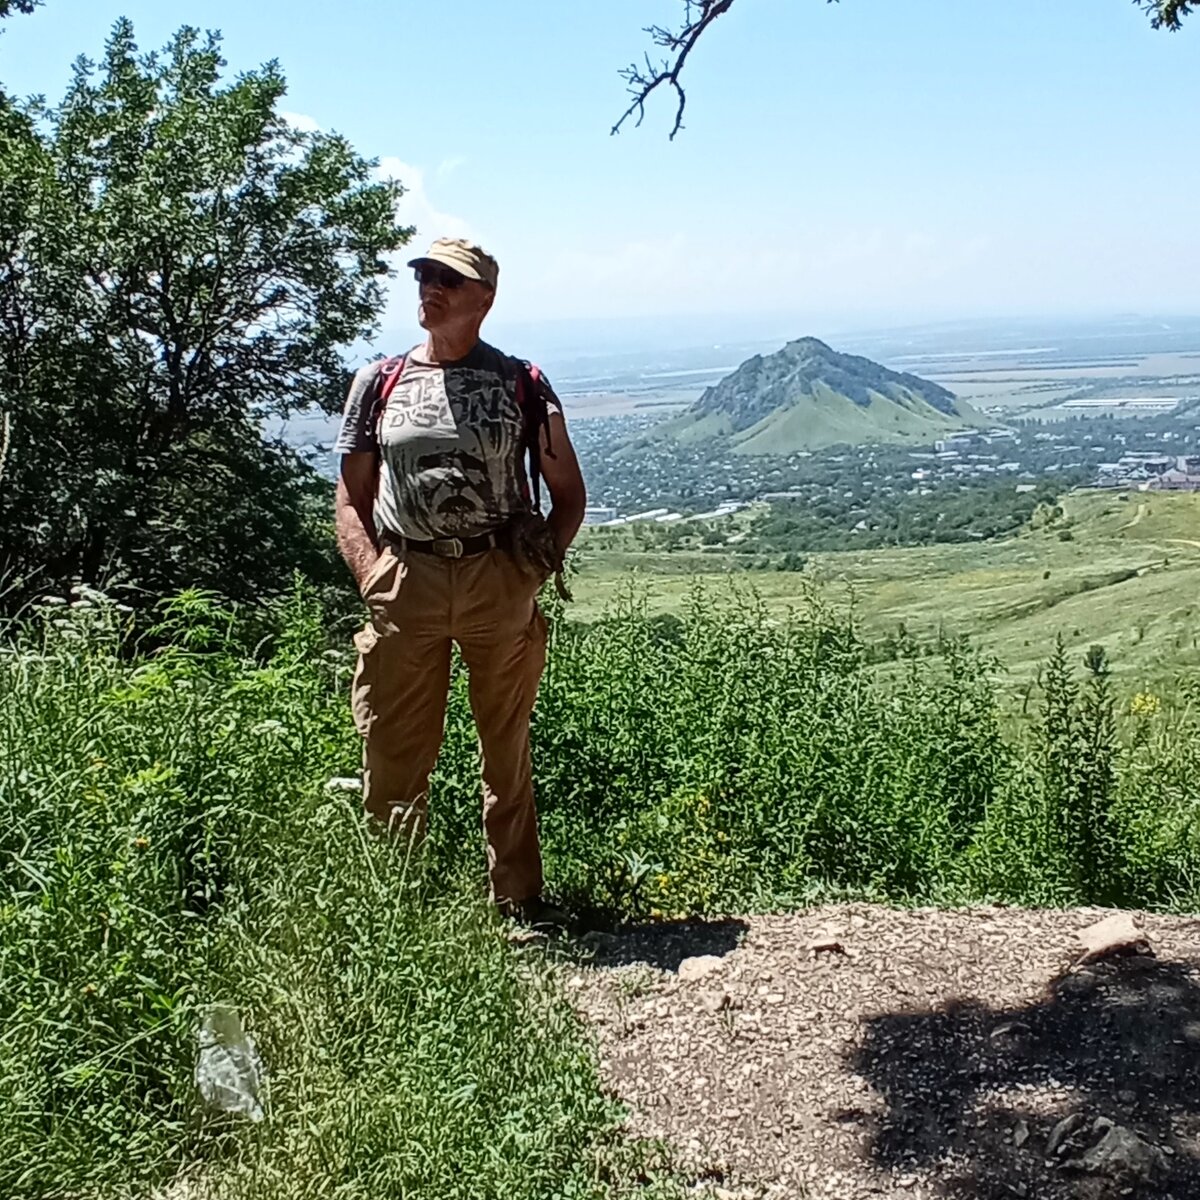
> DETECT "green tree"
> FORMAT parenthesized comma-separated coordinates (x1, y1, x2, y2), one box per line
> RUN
(0, 21, 409, 612)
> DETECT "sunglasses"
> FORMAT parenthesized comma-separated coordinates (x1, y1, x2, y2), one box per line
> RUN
(414, 265, 468, 290)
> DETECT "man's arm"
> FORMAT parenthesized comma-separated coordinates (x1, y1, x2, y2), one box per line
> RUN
(336, 451, 380, 591)
(539, 412, 586, 559)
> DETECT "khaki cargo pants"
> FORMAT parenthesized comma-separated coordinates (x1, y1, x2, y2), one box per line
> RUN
(351, 544, 548, 906)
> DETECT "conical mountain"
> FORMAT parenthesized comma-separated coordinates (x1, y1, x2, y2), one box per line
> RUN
(658, 337, 980, 454)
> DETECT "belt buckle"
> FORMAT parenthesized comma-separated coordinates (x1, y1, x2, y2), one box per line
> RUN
(433, 537, 463, 558)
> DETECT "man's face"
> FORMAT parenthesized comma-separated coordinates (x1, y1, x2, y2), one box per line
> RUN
(416, 263, 494, 334)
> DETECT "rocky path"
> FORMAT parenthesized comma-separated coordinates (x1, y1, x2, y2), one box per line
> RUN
(567, 905, 1200, 1200)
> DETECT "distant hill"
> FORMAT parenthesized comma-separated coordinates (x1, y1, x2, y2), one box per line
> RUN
(654, 336, 982, 454)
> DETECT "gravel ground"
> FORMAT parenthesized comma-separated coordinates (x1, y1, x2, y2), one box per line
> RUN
(565, 905, 1200, 1200)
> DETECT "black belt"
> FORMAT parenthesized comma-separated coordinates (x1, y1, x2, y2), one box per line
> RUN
(379, 528, 504, 559)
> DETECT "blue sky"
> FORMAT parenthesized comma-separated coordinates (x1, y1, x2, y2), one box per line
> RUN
(2, 0, 1198, 343)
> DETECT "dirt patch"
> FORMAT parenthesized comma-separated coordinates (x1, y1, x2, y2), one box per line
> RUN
(570, 905, 1200, 1199)
(1120, 503, 1149, 531)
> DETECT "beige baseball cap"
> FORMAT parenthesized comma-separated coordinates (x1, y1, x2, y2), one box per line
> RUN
(407, 237, 499, 290)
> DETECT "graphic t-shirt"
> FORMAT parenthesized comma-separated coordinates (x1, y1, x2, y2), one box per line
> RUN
(334, 341, 563, 541)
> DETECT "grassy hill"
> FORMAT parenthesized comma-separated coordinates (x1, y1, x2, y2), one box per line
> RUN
(652, 336, 985, 454)
(571, 490, 1200, 693)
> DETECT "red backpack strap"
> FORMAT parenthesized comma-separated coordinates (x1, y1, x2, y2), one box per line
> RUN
(369, 354, 407, 445)
(514, 360, 552, 514)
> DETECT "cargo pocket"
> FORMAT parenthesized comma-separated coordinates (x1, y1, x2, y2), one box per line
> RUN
(363, 552, 407, 634)
(359, 550, 394, 600)
(350, 624, 380, 737)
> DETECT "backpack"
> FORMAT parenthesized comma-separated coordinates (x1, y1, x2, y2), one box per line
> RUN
(367, 353, 552, 513)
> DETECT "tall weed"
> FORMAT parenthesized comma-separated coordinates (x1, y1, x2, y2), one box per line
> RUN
(0, 588, 671, 1199)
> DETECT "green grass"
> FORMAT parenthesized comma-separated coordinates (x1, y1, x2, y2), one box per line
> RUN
(5, 529, 1200, 1196)
(570, 490, 1200, 692)
(0, 591, 681, 1200)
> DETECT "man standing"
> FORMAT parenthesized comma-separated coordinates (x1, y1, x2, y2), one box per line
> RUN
(333, 238, 586, 923)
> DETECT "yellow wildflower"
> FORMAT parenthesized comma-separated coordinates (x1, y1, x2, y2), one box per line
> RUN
(1130, 692, 1161, 718)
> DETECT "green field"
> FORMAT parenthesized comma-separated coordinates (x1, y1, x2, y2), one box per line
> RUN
(571, 490, 1200, 692)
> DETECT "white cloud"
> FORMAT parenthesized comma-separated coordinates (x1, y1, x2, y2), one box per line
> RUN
(376, 156, 475, 246)
(278, 110, 321, 133)
(373, 157, 479, 332)
(273, 112, 473, 248)
(266, 110, 474, 335)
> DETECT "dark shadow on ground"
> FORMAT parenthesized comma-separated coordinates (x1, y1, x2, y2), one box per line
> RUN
(849, 952, 1200, 1198)
(565, 916, 750, 972)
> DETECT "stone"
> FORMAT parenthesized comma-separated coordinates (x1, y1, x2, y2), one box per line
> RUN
(579, 930, 618, 954)
(1075, 913, 1154, 965)
(807, 933, 845, 956)
(1047, 1112, 1085, 1156)
(701, 989, 735, 1014)
(678, 954, 725, 982)
(1013, 1119, 1030, 1148)
(1072, 1124, 1167, 1181)
(990, 1020, 1031, 1041)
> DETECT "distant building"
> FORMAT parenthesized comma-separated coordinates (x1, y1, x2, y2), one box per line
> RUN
(687, 502, 743, 521)
(1147, 470, 1200, 492)
(1119, 453, 1173, 475)
(583, 506, 618, 525)
(1061, 396, 1182, 413)
(1093, 450, 1200, 491)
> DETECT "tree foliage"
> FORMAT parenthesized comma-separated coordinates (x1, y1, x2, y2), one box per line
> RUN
(617, 0, 1193, 138)
(0, 21, 411, 613)
(1140, 0, 1195, 29)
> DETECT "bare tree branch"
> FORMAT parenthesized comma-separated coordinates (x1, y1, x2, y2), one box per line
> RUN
(612, 0, 747, 139)
(614, 1, 1191, 140)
